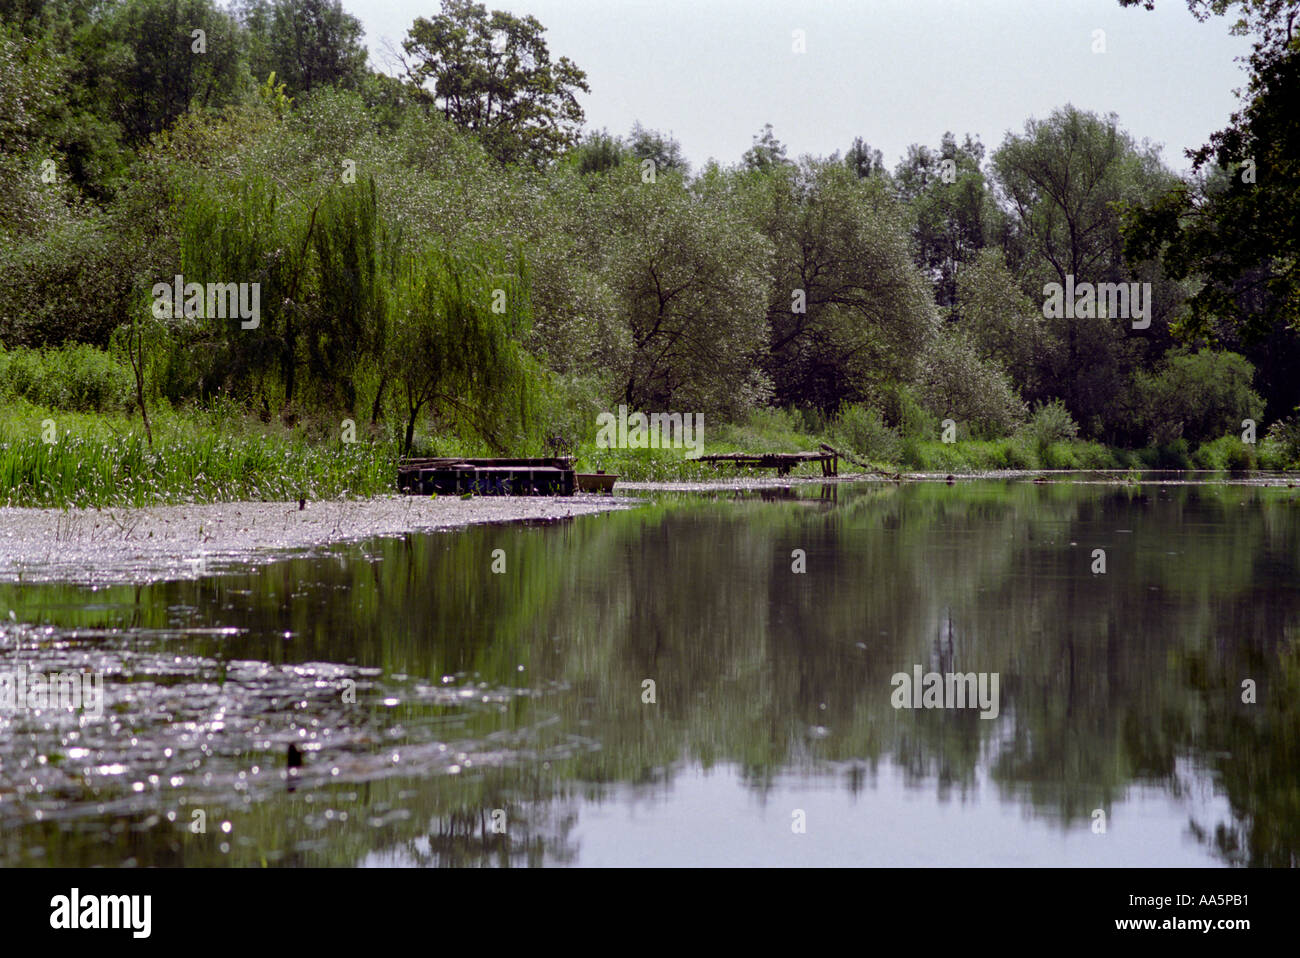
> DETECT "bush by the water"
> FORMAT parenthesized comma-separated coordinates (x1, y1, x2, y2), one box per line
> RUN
(830, 404, 902, 464)
(1017, 399, 1079, 448)
(1193, 434, 1257, 471)
(0, 345, 134, 412)
(1262, 412, 1300, 469)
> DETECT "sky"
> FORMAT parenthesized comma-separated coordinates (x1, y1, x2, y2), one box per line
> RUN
(348, 0, 1255, 175)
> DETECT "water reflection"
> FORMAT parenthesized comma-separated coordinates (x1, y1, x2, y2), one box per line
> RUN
(1, 481, 1298, 866)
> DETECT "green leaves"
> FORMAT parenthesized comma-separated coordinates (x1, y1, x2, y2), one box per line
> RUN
(388, 241, 533, 455)
(243, 0, 368, 97)
(744, 157, 937, 414)
(400, 0, 590, 167)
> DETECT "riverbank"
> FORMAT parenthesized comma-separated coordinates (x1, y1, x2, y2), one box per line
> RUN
(3, 399, 1295, 514)
(6, 467, 1297, 585)
(618, 467, 1299, 492)
(0, 494, 634, 584)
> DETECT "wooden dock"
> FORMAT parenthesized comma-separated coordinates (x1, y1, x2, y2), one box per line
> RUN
(398, 457, 576, 496)
(698, 447, 838, 477)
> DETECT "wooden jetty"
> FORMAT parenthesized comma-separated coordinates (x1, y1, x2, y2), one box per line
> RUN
(698, 447, 839, 477)
(398, 456, 575, 496)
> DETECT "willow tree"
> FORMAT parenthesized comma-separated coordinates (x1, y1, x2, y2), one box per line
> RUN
(388, 244, 532, 455)
(178, 174, 316, 404)
(311, 176, 398, 416)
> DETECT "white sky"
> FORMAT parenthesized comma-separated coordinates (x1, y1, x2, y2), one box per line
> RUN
(348, 0, 1255, 175)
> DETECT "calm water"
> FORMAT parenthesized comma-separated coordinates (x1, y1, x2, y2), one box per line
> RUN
(2, 480, 1298, 867)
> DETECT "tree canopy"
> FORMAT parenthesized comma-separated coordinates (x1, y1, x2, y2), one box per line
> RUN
(400, 0, 589, 166)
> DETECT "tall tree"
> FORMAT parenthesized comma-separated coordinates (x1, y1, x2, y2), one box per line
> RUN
(240, 0, 367, 96)
(844, 136, 885, 179)
(739, 158, 939, 414)
(1119, 0, 1300, 417)
(590, 164, 772, 416)
(627, 122, 687, 175)
(991, 106, 1182, 434)
(388, 243, 532, 455)
(895, 132, 1002, 306)
(400, 0, 589, 166)
(95, 0, 249, 147)
(742, 123, 790, 173)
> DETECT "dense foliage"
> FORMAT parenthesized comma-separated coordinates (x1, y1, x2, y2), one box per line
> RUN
(0, 0, 1292, 472)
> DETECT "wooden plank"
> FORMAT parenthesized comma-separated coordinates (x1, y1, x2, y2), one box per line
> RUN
(399, 458, 576, 496)
(697, 450, 836, 476)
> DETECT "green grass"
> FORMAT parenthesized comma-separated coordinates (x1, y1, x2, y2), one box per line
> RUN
(0, 399, 396, 508)
(900, 437, 1119, 472)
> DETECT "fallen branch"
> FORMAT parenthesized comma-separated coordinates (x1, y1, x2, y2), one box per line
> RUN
(819, 443, 902, 481)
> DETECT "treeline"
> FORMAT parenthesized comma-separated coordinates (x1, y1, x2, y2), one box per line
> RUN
(1, 0, 1298, 465)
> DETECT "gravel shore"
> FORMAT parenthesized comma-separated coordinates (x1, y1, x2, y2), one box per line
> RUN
(0, 494, 634, 584)
(3, 470, 1289, 584)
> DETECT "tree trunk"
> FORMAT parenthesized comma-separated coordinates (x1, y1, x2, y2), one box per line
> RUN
(370, 370, 389, 426)
(130, 321, 153, 447)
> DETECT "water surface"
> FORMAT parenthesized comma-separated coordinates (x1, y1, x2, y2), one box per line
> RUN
(2, 480, 1297, 866)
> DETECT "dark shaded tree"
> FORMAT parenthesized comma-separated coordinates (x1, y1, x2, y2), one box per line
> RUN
(240, 0, 367, 96)
(1119, 0, 1300, 417)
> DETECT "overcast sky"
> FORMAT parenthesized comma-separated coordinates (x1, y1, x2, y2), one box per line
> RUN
(351, 0, 1254, 174)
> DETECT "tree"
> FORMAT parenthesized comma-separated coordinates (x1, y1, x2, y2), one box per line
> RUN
(387, 244, 532, 455)
(310, 176, 394, 415)
(590, 164, 772, 416)
(0, 28, 68, 240)
(1119, 1, 1300, 418)
(0, 27, 133, 349)
(742, 123, 790, 172)
(0, 0, 131, 199)
(895, 132, 1003, 307)
(991, 106, 1183, 435)
(1133, 348, 1264, 445)
(627, 122, 687, 176)
(400, 0, 589, 166)
(844, 136, 884, 179)
(738, 158, 938, 414)
(94, 0, 249, 147)
(953, 248, 1052, 400)
(568, 128, 625, 175)
(178, 172, 315, 404)
(916, 325, 1027, 437)
(240, 0, 368, 96)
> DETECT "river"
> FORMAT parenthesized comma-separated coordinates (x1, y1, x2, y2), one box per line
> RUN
(1, 479, 1296, 866)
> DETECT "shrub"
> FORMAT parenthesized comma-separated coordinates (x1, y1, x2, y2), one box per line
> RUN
(1017, 399, 1080, 461)
(0, 345, 133, 412)
(1134, 349, 1264, 447)
(1264, 411, 1300, 469)
(916, 326, 1027, 437)
(879, 383, 939, 439)
(1224, 440, 1257, 471)
(830, 404, 901, 463)
(1137, 438, 1193, 469)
